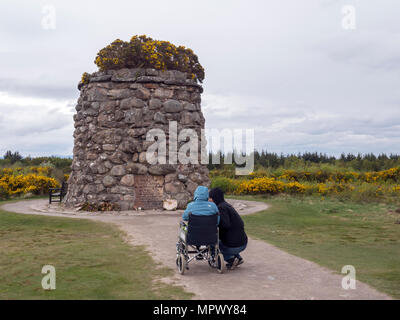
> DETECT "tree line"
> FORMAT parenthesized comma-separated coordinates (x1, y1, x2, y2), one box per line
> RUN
(1, 151, 72, 169)
(207, 151, 400, 172)
(2, 150, 400, 172)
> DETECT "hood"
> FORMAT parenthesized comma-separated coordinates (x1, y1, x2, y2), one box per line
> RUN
(209, 187, 225, 205)
(193, 186, 209, 201)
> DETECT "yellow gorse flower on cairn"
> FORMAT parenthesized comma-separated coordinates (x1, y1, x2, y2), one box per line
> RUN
(93, 35, 205, 83)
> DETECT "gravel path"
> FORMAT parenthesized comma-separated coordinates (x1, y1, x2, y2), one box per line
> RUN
(1, 199, 391, 300)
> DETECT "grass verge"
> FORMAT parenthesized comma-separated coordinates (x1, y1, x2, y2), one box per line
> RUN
(0, 201, 192, 300)
(234, 195, 400, 299)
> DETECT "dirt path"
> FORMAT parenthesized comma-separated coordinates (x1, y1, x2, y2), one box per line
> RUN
(1, 199, 391, 300)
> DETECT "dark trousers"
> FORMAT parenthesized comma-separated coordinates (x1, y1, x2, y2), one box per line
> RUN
(219, 241, 247, 262)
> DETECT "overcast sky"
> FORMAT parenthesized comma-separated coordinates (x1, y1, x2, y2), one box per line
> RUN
(1, 0, 399, 157)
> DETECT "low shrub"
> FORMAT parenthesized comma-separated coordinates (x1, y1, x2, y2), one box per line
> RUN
(211, 173, 400, 204)
(210, 177, 239, 193)
(284, 181, 308, 194)
(94, 35, 205, 83)
(236, 177, 285, 195)
(0, 174, 59, 198)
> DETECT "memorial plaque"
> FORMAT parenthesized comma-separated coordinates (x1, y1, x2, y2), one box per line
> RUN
(134, 175, 164, 209)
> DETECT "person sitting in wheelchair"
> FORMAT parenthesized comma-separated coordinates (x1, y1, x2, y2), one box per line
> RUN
(181, 186, 219, 262)
(182, 186, 219, 222)
(176, 186, 224, 275)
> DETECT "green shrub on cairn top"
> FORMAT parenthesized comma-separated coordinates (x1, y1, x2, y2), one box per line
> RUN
(85, 35, 205, 84)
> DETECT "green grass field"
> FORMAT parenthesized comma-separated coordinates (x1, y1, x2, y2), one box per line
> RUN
(0, 201, 192, 300)
(2, 195, 399, 300)
(235, 195, 400, 299)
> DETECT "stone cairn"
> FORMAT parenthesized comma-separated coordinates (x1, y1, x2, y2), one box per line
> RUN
(63, 68, 210, 210)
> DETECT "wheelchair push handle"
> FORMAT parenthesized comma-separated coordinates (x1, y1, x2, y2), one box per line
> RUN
(180, 221, 188, 227)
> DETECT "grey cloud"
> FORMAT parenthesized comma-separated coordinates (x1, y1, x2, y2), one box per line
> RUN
(316, 33, 400, 71)
(1, 0, 400, 156)
(0, 100, 73, 158)
(0, 77, 78, 100)
(1, 110, 71, 136)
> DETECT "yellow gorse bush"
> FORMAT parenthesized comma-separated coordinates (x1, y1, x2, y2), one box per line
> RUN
(94, 35, 205, 83)
(0, 166, 60, 199)
(236, 178, 310, 195)
(236, 177, 285, 195)
(285, 181, 308, 194)
(245, 167, 400, 184)
(30, 166, 51, 176)
(316, 182, 355, 195)
(362, 167, 400, 183)
(0, 173, 59, 197)
(81, 72, 90, 85)
(0, 168, 13, 176)
(392, 185, 400, 192)
(279, 169, 360, 183)
(212, 167, 400, 203)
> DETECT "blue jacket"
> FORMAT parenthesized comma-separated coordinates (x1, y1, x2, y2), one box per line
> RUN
(182, 186, 219, 224)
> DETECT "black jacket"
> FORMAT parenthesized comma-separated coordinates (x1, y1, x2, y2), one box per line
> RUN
(209, 188, 248, 248)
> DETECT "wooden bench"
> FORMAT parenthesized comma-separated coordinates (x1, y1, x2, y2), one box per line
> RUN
(49, 182, 68, 204)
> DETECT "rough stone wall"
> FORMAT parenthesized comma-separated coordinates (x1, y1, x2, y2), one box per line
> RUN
(64, 68, 210, 210)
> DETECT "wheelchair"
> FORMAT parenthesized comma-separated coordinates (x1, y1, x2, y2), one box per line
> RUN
(176, 213, 224, 275)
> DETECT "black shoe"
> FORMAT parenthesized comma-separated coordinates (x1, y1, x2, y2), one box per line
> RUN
(237, 258, 244, 266)
(226, 257, 239, 270)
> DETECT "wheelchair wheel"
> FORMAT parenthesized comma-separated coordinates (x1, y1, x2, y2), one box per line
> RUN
(177, 254, 186, 275)
(217, 253, 224, 274)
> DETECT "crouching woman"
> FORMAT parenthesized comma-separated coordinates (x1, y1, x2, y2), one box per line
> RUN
(209, 188, 248, 270)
